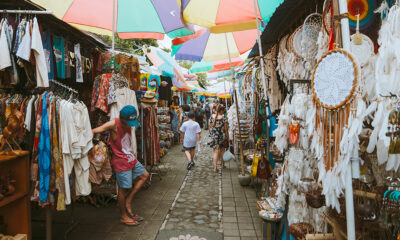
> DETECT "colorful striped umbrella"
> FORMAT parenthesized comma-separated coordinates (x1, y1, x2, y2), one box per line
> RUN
(190, 56, 245, 73)
(32, 0, 193, 39)
(180, 0, 284, 33)
(145, 46, 191, 90)
(172, 28, 257, 62)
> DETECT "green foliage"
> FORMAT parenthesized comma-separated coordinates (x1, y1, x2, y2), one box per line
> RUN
(102, 35, 159, 56)
(177, 60, 193, 69)
(196, 72, 208, 88)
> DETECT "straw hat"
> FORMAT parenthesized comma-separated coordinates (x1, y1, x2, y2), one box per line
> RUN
(142, 91, 157, 103)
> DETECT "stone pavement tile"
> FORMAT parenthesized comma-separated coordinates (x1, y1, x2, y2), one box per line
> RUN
(223, 222, 239, 230)
(223, 216, 238, 223)
(238, 216, 253, 224)
(223, 198, 235, 203)
(223, 237, 240, 240)
(74, 223, 114, 233)
(110, 221, 145, 233)
(104, 232, 128, 240)
(223, 211, 236, 217)
(236, 211, 251, 217)
(223, 206, 235, 212)
(238, 223, 255, 230)
(240, 229, 257, 237)
(224, 228, 240, 237)
(68, 230, 108, 240)
(223, 202, 235, 207)
(141, 220, 162, 238)
(236, 207, 249, 212)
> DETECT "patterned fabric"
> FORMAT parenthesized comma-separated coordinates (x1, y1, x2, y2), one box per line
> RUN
(89, 141, 112, 185)
(89, 141, 109, 171)
(208, 115, 227, 149)
(144, 107, 160, 166)
(95, 73, 112, 113)
(90, 75, 101, 111)
(31, 94, 43, 202)
(116, 54, 141, 90)
(108, 73, 129, 106)
(53, 98, 66, 210)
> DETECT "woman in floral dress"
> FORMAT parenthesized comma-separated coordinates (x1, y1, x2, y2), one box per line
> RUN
(208, 104, 229, 172)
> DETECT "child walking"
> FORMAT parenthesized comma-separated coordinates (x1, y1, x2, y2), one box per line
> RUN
(180, 112, 201, 170)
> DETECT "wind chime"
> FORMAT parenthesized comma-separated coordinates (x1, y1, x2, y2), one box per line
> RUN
(312, 47, 358, 171)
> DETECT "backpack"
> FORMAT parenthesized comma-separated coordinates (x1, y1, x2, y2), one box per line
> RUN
(195, 108, 204, 119)
(204, 103, 210, 113)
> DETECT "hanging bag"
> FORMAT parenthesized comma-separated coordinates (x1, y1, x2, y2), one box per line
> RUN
(223, 149, 234, 162)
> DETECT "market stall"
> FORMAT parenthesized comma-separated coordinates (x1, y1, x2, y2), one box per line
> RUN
(236, 0, 400, 239)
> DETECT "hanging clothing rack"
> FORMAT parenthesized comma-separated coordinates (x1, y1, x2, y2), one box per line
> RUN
(49, 79, 78, 94)
(0, 9, 53, 15)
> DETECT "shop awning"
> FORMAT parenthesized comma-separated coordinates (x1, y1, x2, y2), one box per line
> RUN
(248, 0, 320, 58)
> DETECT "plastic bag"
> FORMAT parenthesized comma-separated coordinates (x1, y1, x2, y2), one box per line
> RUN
(223, 150, 234, 162)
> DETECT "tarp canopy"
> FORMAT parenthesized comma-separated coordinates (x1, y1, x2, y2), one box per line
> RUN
(249, 0, 323, 57)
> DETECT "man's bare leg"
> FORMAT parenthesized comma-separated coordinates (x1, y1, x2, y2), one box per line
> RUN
(118, 187, 131, 221)
(125, 173, 150, 218)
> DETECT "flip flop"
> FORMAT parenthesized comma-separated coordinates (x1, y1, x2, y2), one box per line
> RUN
(120, 218, 140, 226)
(133, 214, 144, 222)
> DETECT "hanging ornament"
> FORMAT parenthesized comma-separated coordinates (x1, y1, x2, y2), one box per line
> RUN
(312, 48, 358, 171)
(347, 0, 376, 31)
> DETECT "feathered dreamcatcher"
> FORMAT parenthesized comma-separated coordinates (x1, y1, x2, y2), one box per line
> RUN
(312, 49, 358, 171)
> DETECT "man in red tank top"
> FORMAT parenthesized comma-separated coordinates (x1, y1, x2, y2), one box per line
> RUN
(92, 105, 149, 226)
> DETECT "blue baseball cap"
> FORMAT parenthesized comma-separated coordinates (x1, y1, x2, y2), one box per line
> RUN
(120, 105, 140, 127)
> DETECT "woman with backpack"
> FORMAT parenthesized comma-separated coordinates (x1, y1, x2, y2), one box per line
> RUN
(208, 104, 229, 173)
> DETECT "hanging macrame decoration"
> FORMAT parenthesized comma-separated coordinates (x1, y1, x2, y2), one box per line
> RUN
(312, 49, 358, 171)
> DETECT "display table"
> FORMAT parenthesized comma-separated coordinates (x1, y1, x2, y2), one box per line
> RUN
(0, 152, 30, 239)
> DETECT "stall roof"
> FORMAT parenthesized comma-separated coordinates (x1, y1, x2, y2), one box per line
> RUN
(248, 0, 323, 58)
(0, 0, 107, 49)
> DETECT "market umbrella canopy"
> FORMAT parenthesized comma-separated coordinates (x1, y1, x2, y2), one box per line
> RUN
(146, 46, 190, 89)
(190, 56, 245, 73)
(172, 28, 257, 62)
(180, 0, 284, 33)
(32, 0, 193, 39)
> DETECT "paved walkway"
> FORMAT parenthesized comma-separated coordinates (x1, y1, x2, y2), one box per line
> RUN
(32, 132, 263, 240)
(157, 134, 223, 240)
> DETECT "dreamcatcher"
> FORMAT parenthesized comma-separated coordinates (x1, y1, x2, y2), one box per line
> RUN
(291, 13, 322, 79)
(350, 14, 375, 67)
(312, 49, 358, 170)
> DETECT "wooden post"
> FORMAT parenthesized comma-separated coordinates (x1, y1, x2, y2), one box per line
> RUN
(234, 89, 245, 176)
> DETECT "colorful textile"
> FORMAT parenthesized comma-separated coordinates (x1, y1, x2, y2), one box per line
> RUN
(53, 36, 65, 79)
(95, 73, 112, 113)
(143, 107, 160, 166)
(38, 92, 51, 203)
(116, 54, 141, 90)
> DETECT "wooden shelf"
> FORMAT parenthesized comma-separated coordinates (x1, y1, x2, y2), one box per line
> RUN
(0, 151, 29, 163)
(0, 191, 27, 208)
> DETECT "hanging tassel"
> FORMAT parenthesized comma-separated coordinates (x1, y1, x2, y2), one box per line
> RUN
(324, 109, 329, 171)
(334, 110, 338, 164)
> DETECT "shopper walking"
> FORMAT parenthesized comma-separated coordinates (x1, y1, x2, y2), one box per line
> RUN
(208, 104, 229, 172)
(204, 100, 211, 130)
(92, 105, 149, 226)
(180, 111, 201, 170)
(195, 102, 205, 128)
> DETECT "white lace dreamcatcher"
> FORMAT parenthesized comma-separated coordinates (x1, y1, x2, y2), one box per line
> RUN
(312, 49, 359, 211)
(291, 13, 323, 79)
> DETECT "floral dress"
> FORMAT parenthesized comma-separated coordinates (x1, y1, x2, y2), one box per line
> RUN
(208, 115, 227, 149)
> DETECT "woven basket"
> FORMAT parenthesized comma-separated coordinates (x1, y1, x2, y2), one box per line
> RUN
(289, 223, 315, 239)
(306, 189, 325, 209)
